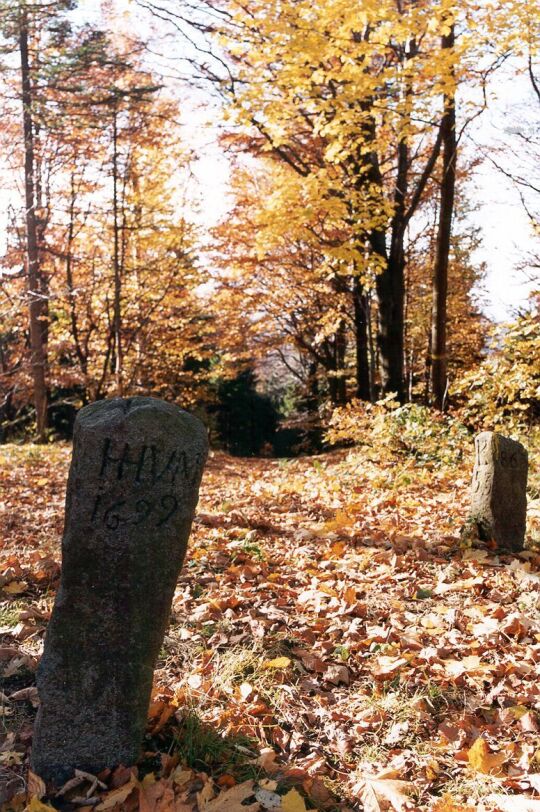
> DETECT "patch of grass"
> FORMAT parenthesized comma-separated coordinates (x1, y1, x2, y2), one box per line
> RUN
(443, 771, 508, 804)
(517, 588, 540, 620)
(229, 532, 266, 562)
(0, 683, 36, 738)
(353, 683, 462, 754)
(235, 541, 265, 562)
(0, 602, 22, 628)
(212, 646, 263, 689)
(173, 711, 257, 774)
(370, 686, 428, 723)
(424, 682, 464, 720)
(207, 643, 295, 719)
(354, 742, 388, 765)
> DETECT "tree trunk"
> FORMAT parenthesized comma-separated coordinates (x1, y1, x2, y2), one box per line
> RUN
(366, 292, 377, 401)
(353, 276, 371, 400)
(366, 36, 417, 403)
(374, 250, 405, 401)
(306, 360, 319, 413)
(430, 25, 456, 411)
(335, 322, 347, 404)
(376, 95, 409, 403)
(424, 330, 432, 405)
(65, 172, 88, 380)
(19, 11, 48, 442)
(326, 325, 347, 406)
(112, 105, 124, 396)
(363, 131, 406, 402)
(33, 120, 49, 350)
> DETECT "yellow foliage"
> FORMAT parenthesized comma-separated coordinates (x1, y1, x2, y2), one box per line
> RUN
(281, 788, 307, 812)
(467, 736, 506, 775)
(262, 656, 291, 669)
(24, 799, 56, 812)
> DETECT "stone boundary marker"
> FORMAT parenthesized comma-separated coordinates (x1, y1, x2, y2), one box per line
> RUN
(32, 397, 208, 784)
(470, 431, 527, 552)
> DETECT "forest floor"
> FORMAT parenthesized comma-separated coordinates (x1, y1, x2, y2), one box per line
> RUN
(1, 443, 540, 812)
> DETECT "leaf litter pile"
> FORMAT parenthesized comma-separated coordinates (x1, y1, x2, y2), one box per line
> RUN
(1, 444, 540, 811)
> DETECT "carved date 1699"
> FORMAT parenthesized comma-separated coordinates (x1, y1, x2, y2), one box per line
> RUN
(91, 493, 179, 530)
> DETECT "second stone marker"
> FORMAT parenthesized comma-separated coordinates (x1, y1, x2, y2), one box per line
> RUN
(32, 397, 208, 784)
(470, 431, 528, 552)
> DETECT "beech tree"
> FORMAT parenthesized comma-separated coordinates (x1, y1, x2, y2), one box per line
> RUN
(430, 22, 457, 411)
(0, 1, 124, 435)
(139, 0, 506, 403)
(211, 159, 354, 406)
(0, 22, 211, 435)
(0, 0, 79, 439)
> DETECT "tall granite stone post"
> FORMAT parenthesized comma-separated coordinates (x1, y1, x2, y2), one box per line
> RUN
(32, 397, 208, 784)
(470, 431, 528, 552)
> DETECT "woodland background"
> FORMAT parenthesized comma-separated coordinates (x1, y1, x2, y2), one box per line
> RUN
(0, 0, 538, 452)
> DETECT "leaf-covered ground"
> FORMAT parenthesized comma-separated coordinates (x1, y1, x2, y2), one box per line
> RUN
(1, 444, 540, 811)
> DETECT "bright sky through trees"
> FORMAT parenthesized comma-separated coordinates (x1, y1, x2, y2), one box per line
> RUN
(0, 0, 536, 322)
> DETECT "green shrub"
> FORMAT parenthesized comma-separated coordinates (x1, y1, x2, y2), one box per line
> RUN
(453, 310, 540, 433)
(326, 395, 471, 467)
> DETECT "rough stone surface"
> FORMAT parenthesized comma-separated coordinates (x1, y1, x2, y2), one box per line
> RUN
(32, 397, 208, 784)
(470, 431, 528, 552)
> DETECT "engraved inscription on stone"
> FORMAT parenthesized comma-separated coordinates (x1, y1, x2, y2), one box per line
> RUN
(470, 431, 528, 552)
(98, 438, 204, 485)
(32, 397, 208, 785)
(88, 439, 206, 531)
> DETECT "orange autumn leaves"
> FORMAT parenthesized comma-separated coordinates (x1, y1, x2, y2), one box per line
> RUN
(467, 738, 506, 776)
(2, 445, 540, 811)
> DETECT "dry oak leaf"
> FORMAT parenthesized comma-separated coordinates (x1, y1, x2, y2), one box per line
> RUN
(199, 780, 259, 812)
(254, 788, 281, 809)
(292, 649, 326, 673)
(443, 656, 494, 679)
(487, 796, 540, 811)
(431, 795, 475, 811)
(434, 577, 483, 594)
(95, 775, 138, 810)
(171, 768, 194, 788)
(197, 780, 216, 809)
(353, 775, 413, 812)
(371, 656, 408, 679)
(467, 736, 506, 775)
(520, 712, 540, 733)
(23, 799, 56, 812)
(139, 774, 176, 812)
(324, 664, 349, 685)
(0, 646, 20, 661)
(27, 770, 46, 800)
(3, 581, 28, 595)
(9, 687, 40, 707)
(239, 682, 253, 701)
(255, 748, 279, 774)
(281, 788, 306, 812)
(528, 774, 540, 793)
(262, 657, 291, 670)
(217, 776, 237, 789)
